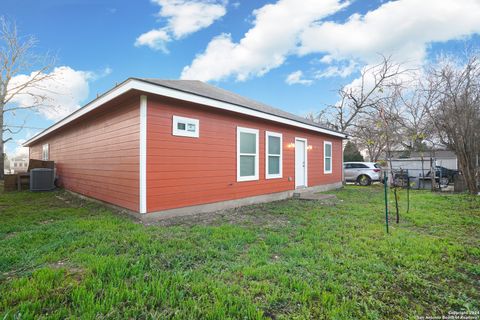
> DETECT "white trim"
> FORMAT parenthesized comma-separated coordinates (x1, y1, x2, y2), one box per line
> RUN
(139, 95, 147, 214)
(172, 115, 199, 138)
(24, 79, 137, 146)
(237, 127, 259, 182)
(324, 141, 333, 174)
(23, 79, 346, 146)
(265, 131, 283, 179)
(42, 143, 49, 161)
(294, 137, 308, 188)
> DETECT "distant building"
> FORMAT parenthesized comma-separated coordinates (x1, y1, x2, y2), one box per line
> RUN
(388, 149, 458, 171)
(10, 157, 29, 173)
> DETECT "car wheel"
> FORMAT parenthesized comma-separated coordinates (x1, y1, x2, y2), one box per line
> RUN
(439, 177, 449, 187)
(357, 175, 372, 186)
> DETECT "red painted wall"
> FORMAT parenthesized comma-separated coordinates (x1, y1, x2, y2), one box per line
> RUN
(146, 95, 343, 212)
(29, 96, 140, 211)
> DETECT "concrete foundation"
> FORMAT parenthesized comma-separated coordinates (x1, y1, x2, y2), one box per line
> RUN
(65, 182, 343, 223)
(142, 182, 343, 223)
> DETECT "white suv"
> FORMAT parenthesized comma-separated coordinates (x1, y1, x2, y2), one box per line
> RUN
(343, 162, 382, 186)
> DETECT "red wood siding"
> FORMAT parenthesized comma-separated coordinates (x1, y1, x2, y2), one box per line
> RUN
(29, 97, 140, 211)
(146, 96, 343, 212)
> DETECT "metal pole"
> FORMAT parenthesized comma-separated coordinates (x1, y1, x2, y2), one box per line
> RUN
(407, 170, 410, 213)
(384, 171, 389, 234)
(438, 160, 442, 191)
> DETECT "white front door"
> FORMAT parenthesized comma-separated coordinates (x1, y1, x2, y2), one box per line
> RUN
(295, 139, 307, 188)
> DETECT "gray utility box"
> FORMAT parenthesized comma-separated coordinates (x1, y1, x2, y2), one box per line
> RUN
(30, 168, 55, 191)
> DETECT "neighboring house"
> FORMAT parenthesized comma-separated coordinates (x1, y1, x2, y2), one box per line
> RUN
(388, 149, 458, 174)
(10, 156, 29, 173)
(24, 79, 346, 216)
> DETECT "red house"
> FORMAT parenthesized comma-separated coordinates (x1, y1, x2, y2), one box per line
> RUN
(24, 79, 346, 219)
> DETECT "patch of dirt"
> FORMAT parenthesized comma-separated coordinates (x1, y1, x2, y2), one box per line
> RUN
(152, 202, 293, 227)
(1, 260, 86, 282)
(48, 260, 85, 282)
(3, 232, 17, 240)
(39, 219, 55, 225)
(55, 195, 71, 204)
(54, 190, 143, 224)
(271, 254, 281, 261)
(317, 198, 341, 206)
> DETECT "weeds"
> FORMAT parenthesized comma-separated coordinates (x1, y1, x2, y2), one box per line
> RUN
(0, 186, 478, 319)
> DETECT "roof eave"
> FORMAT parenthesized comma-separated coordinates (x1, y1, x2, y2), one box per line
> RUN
(23, 78, 347, 146)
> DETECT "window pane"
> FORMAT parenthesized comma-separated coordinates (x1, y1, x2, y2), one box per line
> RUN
(268, 136, 281, 155)
(268, 156, 280, 175)
(325, 158, 331, 171)
(187, 123, 196, 132)
(325, 143, 332, 157)
(240, 155, 255, 176)
(240, 132, 256, 153)
(177, 122, 186, 130)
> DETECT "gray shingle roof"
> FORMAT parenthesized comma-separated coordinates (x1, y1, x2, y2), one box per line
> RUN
(24, 78, 346, 147)
(135, 78, 344, 136)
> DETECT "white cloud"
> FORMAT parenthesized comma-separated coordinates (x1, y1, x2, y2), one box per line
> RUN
(84, 67, 113, 81)
(315, 60, 357, 78)
(135, 29, 171, 52)
(3, 138, 29, 160)
(302, 0, 480, 103)
(7, 66, 102, 121)
(299, 0, 480, 66)
(319, 55, 334, 64)
(135, 0, 227, 51)
(181, 0, 347, 81)
(285, 70, 313, 85)
(12, 139, 29, 159)
(182, 0, 480, 83)
(97, 67, 113, 78)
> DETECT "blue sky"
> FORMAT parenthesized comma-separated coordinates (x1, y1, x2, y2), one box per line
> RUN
(3, 0, 480, 157)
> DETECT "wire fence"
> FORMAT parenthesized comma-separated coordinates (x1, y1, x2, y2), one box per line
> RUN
(382, 167, 456, 192)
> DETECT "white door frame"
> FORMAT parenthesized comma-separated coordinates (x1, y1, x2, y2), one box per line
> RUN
(295, 137, 308, 188)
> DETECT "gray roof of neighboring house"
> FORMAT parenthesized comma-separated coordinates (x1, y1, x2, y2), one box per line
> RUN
(136, 78, 343, 135)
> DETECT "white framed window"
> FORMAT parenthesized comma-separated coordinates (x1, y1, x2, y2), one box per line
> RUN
(324, 141, 332, 174)
(265, 131, 282, 179)
(42, 144, 49, 161)
(172, 115, 199, 138)
(237, 127, 259, 182)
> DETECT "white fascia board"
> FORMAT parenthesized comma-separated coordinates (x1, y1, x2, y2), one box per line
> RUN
(133, 81, 347, 138)
(24, 79, 346, 146)
(23, 79, 137, 146)
(139, 95, 147, 214)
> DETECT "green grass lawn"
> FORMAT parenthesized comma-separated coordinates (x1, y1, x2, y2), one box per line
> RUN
(0, 186, 479, 319)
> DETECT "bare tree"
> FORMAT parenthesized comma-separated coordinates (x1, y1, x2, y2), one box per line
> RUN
(311, 55, 408, 134)
(351, 113, 387, 162)
(308, 55, 413, 166)
(396, 83, 436, 153)
(309, 48, 480, 195)
(425, 53, 480, 194)
(378, 89, 409, 223)
(0, 17, 54, 179)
